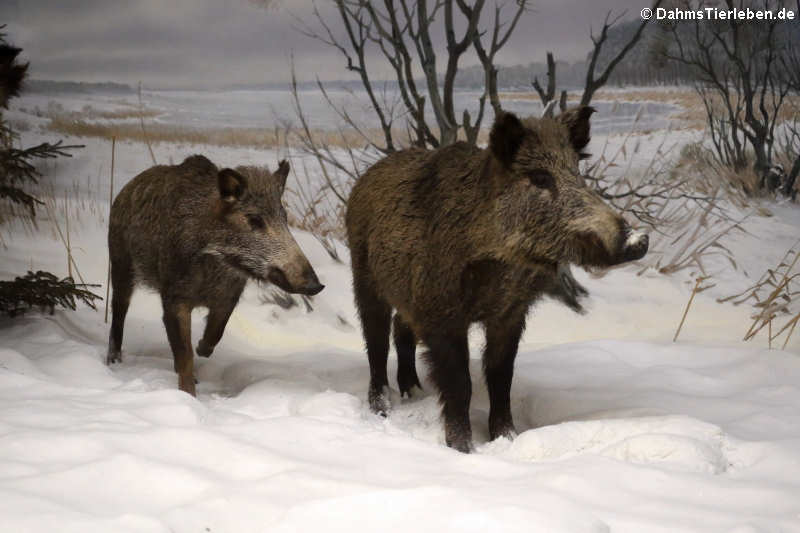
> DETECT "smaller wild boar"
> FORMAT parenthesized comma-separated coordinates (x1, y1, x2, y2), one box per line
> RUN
(107, 155, 323, 395)
(346, 107, 648, 452)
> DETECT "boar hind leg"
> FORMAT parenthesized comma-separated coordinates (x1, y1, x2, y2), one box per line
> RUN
(197, 296, 238, 358)
(425, 332, 472, 453)
(162, 300, 196, 396)
(352, 265, 391, 415)
(483, 315, 525, 441)
(393, 314, 421, 398)
(107, 256, 134, 365)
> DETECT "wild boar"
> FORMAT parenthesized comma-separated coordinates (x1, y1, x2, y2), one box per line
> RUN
(107, 155, 323, 395)
(346, 107, 648, 452)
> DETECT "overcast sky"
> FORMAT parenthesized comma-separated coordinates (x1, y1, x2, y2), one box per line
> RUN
(0, 0, 647, 88)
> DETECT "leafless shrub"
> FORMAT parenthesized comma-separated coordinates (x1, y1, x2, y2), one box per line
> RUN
(284, 153, 344, 264)
(777, 99, 800, 199)
(583, 113, 747, 277)
(675, 141, 759, 203)
(659, 0, 797, 189)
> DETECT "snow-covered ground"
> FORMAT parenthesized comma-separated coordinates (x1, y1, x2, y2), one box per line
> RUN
(2, 92, 800, 532)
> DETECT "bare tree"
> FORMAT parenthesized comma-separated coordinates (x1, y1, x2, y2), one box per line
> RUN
(580, 1, 664, 106)
(661, 0, 796, 189)
(529, 0, 663, 113)
(778, 0, 800, 198)
(532, 52, 567, 113)
(296, 0, 530, 151)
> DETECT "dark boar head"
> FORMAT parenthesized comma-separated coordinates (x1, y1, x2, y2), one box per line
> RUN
(487, 107, 648, 269)
(205, 161, 324, 295)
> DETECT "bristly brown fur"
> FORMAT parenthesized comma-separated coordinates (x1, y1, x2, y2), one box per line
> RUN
(346, 106, 647, 452)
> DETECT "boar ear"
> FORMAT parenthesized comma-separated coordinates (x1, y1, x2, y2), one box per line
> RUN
(217, 168, 247, 203)
(274, 159, 290, 192)
(490, 111, 527, 168)
(559, 106, 595, 154)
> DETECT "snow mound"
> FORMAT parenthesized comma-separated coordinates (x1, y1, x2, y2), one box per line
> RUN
(487, 415, 731, 474)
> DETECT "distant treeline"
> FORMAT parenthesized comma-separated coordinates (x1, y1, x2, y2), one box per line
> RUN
(456, 19, 693, 90)
(457, 16, 800, 91)
(25, 79, 133, 94)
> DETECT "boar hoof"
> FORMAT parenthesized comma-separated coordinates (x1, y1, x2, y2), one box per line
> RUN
(196, 339, 214, 358)
(368, 384, 391, 416)
(489, 423, 518, 442)
(446, 433, 474, 454)
(445, 419, 474, 453)
(106, 350, 122, 365)
(400, 384, 423, 400)
(179, 374, 197, 397)
(398, 372, 423, 399)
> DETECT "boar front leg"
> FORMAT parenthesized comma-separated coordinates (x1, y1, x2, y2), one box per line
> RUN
(393, 314, 421, 398)
(352, 252, 392, 416)
(162, 300, 196, 396)
(426, 331, 472, 453)
(483, 314, 525, 441)
(196, 296, 239, 358)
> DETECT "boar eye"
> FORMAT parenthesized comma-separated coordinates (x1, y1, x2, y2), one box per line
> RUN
(527, 171, 554, 189)
(247, 214, 265, 230)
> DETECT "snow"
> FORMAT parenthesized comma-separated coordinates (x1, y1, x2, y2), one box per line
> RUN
(2, 91, 800, 532)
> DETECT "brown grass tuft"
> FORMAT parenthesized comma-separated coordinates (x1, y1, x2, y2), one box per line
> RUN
(45, 114, 418, 150)
(48, 116, 290, 148)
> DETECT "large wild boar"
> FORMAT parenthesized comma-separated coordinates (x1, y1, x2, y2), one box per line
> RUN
(107, 155, 324, 395)
(346, 107, 648, 452)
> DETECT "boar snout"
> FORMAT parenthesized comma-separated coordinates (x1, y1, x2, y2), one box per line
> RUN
(297, 268, 325, 296)
(620, 228, 649, 263)
(268, 251, 325, 296)
(560, 192, 650, 268)
(571, 214, 649, 268)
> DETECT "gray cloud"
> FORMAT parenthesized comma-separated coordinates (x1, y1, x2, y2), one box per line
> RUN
(0, 0, 648, 88)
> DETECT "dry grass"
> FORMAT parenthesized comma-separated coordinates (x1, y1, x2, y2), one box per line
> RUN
(720, 239, 800, 349)
(80, 107, 162, 121)
(48, 116, 290, 148)
(676, 139, 800, 203)
(673, 142, 761, 203)
(45, 114, 419, 150)
(501, 87, 699, 104)
(673, 276, 714, 342)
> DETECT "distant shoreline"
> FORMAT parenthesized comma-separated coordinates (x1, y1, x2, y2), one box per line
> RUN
(26, 78, 694, 95)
